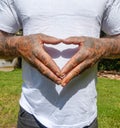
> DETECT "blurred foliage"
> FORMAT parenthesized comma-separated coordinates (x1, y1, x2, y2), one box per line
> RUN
(98, 59, 120, 71)
(16, 29, 23, 36)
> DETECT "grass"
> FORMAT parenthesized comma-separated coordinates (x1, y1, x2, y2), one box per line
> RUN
(97, 78, 120, 128)
(0, 69, 120, 128)
(0, 69, 22, 128)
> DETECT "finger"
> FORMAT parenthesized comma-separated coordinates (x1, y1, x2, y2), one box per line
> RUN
(33, 48, 61, 77)
(34, 57, 62, 85)
(39, 33, 62, 44)
(63, 36, 85, 45)
(61, 49, 87, 76)
(61, 60, 91, 86)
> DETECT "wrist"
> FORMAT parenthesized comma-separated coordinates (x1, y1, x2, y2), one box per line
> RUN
(99, 37, 120, 59)
(4, 35, 24, 58)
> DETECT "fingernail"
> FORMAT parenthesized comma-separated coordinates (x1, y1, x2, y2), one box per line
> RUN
(57, 80, 61, 85)
(61, 82, 66, 87)
(56, 72, 61, 76)
(60, 74, 66, 79)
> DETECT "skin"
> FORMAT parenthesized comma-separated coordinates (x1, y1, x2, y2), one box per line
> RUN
(0, 31, 62, 84)
(61, 35, 120, 86)
(0, 31, 120, 86)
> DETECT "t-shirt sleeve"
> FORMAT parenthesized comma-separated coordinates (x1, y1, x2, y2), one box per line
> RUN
(102, 0, 120, 35)
(0, 0, 21, 33)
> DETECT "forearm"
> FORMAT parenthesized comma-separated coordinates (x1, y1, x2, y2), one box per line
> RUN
(100, 35, 120, 59)
(0, 32, 24, 59)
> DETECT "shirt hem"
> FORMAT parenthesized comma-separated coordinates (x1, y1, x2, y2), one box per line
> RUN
(20, 98, 97, 128)
(0, 24, 17, 33)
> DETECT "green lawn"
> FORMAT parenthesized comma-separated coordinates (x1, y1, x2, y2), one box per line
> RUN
(0, 69, 22, 128)
(0, 69, 120, 128)
(97, 78, 120, 128)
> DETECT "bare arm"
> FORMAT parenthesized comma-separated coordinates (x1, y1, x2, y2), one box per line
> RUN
(61, 34, 120, 86)
(102, 34, 120, 59)
(0, 31, 62, 84)
(0, 31, 17, 58)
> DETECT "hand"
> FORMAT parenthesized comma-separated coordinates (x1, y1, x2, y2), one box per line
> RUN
(61, 36, 105, 86)
(16, 33, 62, 84)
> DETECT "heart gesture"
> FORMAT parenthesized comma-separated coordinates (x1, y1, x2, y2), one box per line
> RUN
(16, 34, 105, 86)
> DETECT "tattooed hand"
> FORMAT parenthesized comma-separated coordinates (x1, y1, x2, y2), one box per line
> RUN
(61, 36, 106, 86)
(1, 31, 120, 86)
(15, 33, 62, 84)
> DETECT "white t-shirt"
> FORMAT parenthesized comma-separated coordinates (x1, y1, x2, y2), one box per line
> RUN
(0, 0, 120, 127)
